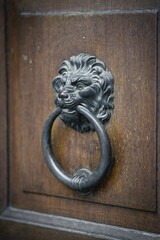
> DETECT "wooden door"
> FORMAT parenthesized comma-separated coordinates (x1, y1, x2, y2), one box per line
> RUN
(0, 1, 160, 239)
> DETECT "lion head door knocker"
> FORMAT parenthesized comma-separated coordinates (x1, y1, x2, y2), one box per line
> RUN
(42, 53, 114, 194)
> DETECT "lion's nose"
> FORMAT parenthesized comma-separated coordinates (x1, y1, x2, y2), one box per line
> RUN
(58, 92, 69, 99)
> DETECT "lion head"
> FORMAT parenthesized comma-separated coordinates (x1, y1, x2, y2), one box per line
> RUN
(52, 53, 114, 132)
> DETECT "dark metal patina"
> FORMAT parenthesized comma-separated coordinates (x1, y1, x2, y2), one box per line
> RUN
(53, 53, 114, 132)
(42, 53, 114, 194)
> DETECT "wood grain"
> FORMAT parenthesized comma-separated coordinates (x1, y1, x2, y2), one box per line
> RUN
(9, 0, 160, 13)
(9, 11, 157, 211)
(0, 221, 99, 240)
(0, 0, 7, 212)
(1, 0, 160, 235)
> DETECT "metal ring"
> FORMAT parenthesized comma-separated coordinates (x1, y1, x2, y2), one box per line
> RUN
(42, 105, 112, 194)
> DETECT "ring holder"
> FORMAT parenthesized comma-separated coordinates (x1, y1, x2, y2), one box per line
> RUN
(42, 53, 114, 194)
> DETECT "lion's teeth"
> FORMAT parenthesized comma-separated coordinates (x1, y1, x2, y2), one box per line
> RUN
(62, 109, 75, 114)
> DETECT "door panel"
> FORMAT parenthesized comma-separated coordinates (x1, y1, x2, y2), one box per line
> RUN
(1, 0, 160, 239)
(10, 6, 157, 212)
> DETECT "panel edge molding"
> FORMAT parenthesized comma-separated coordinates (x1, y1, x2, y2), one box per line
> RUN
(0, 207, 159, 240)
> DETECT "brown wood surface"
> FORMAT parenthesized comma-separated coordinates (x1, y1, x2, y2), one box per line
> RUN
(8, 0, 160, 12)
(0, 221, 100, 240)
(0, 0, 7, 212)
(0, 0, 160, 237)
(19, 11, 157, 210)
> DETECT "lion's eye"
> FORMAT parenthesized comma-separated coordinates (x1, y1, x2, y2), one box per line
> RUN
(77, 83, 85, 90)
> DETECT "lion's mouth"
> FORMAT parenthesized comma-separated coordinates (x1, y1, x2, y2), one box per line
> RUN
(59, 107, 79, 126)
(61, 109, 76, 114)
(56, 95, 80, 112)
(57, 101, 78, 112)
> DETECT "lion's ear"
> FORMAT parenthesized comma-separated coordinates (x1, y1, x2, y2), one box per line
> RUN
(52, 77, 62, 93)
(99, 70, 114, 111)
(106, 94, 114, 110)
